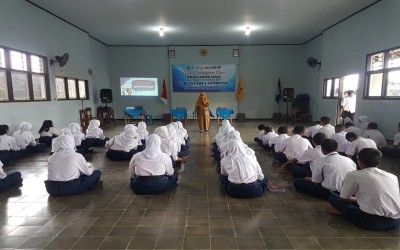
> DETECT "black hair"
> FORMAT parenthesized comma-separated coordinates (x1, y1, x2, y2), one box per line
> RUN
(347, 90, 355, 95)
(258, 124, 265, 130)
(312, 133, 326, 146)
(293, 125, 305, 134)
(0, 125, 9, 135)
(367, 122, 378, 130)
(345, 132, 358, 141)
(321, 139, 338, 153)
(278, 126, 288, 134)
(264, 126, 273, 133)
(314, 121, 321, 125)
(335, 124, 344, 130)
(344, 122, 354, 127)
(358, 148, 382, 168)
(320, 116, 331, 124)
(38, 120, 54, 133)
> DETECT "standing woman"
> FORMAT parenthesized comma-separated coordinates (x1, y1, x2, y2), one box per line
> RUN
(195, 92, 210, 132)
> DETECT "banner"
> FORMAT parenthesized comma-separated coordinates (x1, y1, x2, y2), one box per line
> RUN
(172, 64, 236, 92)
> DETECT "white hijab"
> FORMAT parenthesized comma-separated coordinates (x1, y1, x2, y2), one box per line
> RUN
(137, 121, 149, 140)
(139, 134, 163, 161)
(114, 124, 139, 149)
(154, 126, 177, 157)
(176, 121, 188, 139)
(69, 123, 81, 134)
(216, 126, 234, 146)
(52, 135, 76, 157)
(86, 119, 101, 136)
(16, 122, 32, 134)
(168, 123, 183, 147)
(60, 128, 72, 136)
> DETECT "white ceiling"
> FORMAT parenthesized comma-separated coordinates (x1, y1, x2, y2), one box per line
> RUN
(28, 0, 379, 46)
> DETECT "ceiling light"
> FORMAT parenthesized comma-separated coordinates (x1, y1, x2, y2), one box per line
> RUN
(245, 27, 251, 36)
(159, 28, 164, 37)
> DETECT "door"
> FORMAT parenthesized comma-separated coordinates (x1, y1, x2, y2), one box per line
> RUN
(336, 74, 359, 124)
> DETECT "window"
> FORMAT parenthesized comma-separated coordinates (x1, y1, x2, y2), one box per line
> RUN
(365, 46, 400, 99)
(323, 77, 340, 98)
(55, 77, 89, 100)
(0, 45, 50, 102)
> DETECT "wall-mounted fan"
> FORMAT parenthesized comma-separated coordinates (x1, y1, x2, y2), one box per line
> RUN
(306, 57, 321, 68)
(50, 53, 69, 67)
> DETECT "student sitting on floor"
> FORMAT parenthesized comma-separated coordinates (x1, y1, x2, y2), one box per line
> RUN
(345, 132, 377, 162)
(268, 126, 289, 154)
(69, 123, 93, 154)
(167, 123, 188, 158)
(274, 125, 312, 164)
(0, 125, 25, 164)
(306, 121, 322, 141)
(361, 122, 387, 147)
(137, 121, 149, 150)
(282, 133, 326, 178)
(219, 139, 268, 199)
(177, 121, 190, 144)
(129, 134, 178, 195)
(172, 122, 190, 152)
(316, 116, 335, 138)
(358, 116, 370, 134)
(328, 148, 400, 231)
(51, 128, 76, 154)
(293, 139, 356, 200)
(261, 126, 278, 151)
(381, 122, 400, 158)
(344, 122, 362, 136)
(38, 120, 60, 147)
(254, 124, 265, 144)
(12, 122, 46, 153)
(86, 119, 109, 146)
(0, 160, 23, 191)
(44, 135, 102, 197)
(154, 126, 187, 172)
(105, 124, 140, 161)
(330, 124, 349, 155)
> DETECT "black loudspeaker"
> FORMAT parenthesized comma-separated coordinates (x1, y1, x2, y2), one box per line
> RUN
(100, 89, 113, 103)
(283, 88, 294, 102)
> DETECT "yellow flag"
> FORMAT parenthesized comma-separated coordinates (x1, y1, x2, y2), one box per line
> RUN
(237, 78, 243, 102)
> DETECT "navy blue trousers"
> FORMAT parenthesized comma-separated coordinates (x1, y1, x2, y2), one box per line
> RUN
(273, 152, 289, 164)
(0, 150, 27, 164)
(0, 172, 22, 191)
(293, 179, 333, 200)
(39, 136, 55, 147)
(130, 173, 178, 195)
(44, 170, 102, 197)
(328, 193, 400, 231)
(381, 147, 400, 159)
(219, 174, 268, 199)
(90, 137, 109, 147)
(106, 149, 138, 161)
(262, 144, 273, 151)
(286, 163, 311, 178)
(26, 143, 47, 153)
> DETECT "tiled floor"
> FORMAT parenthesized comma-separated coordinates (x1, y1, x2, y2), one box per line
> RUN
(1, 120, 400, 249)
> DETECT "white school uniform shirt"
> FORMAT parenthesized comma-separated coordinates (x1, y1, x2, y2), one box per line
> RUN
(345, 126, 362, 136)
(86, 127, 105, 139)
(361, 129, 387, 147)
(340, 168, 400, 219)
(341, 95, 356, 113)
(0, 135, 20, 151)
(258, 129, 265, 140)
(40, 127, 60, 137)
(129, 134, 174, 177)
(311, 152, 356, 192)
(330, 131, 349, 153)
(279, 134, 313, 160)
(317, 124, 335, 138)
(262, 132, 278, 145)
(221, 140, 264, 184)
(12, 131, 36, 149)
(0, 161, 6, 179)
(345, 137, 377, 157)
(269, 134, 290, 152)
(307, 125, 322, 138)
(296, 145, 324, 164)
(394, 133, 400, 146)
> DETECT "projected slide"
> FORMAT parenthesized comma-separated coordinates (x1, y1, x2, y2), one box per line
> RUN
(120, 77, 158, 96)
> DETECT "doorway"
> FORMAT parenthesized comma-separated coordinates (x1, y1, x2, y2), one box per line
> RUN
(336, 74, 359, 124)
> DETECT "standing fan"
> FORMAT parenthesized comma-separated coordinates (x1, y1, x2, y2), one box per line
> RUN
(306, 57, 321, 68)
(50, 53, 69, 67)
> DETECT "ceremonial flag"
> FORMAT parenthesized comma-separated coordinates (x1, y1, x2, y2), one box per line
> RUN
(161, 79, 167, 104)
(237, 78, 243, 102)
(275, 78, 281, 103)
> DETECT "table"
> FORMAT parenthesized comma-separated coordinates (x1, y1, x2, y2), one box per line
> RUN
(216, 109, 234, 125)
(124, 108, 146, 124)
(170, 109, 188, 126)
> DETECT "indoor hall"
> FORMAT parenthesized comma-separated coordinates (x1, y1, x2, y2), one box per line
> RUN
(0, 121, 399, 249)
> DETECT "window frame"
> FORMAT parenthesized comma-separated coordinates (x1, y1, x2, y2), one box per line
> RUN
(365, 46, 400, 100)
(0, 45, 50, 102)
(55, 76, 89, 101)
(322, 77, 340, 99)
